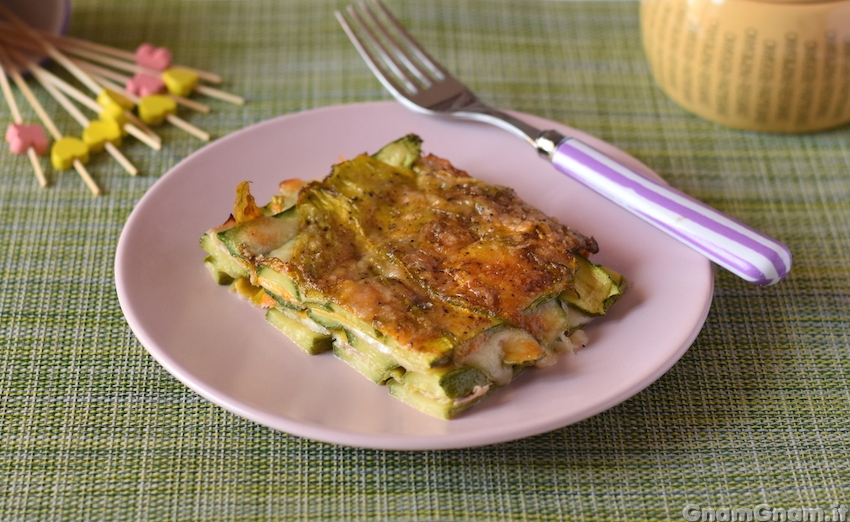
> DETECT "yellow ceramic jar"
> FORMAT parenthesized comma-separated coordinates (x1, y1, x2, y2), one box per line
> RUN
(641, 0, 850, 132)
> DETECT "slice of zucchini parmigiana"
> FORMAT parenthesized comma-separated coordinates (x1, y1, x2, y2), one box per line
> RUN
(199, 135, 626, 419)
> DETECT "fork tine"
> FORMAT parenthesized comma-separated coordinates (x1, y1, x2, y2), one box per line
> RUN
(335, 2, 419, 94)
(346, 4, 422, 94)
(338, 0, 462, 103)
(367, 0, 451, 82)
(338, 0, 479, 118)
(359, 1, 433, 88)
(334, 8, 407, 96)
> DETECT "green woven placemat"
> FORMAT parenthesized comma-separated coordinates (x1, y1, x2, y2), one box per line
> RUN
(1, 1, 848, 520)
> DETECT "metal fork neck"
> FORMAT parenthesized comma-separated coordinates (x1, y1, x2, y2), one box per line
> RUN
(533, 130, 567, 159)
(453, 104, 567, 160)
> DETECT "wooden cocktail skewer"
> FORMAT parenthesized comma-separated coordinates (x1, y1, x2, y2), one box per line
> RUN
(21, 27, 224, 84)
(70, 37, 222, 83)
(71, 56, 211, 114)
(81, 69, 211, 142)
(0, 47, 48, 187)
(77, 60, 213, 142)
(0, 54, 100, 194)
(0, 3, 250, 194)
(58, 45, 245, 106)
(28, 61, 124, 121)
(66, 38, 222, 84)
(28, 64, 139, 176)
(0, 19, 164, 151)
(0, 20, 228, 98)
(0, 4, 162, 150)
(3, 45, 163, 154)
(95, 91, 162, 150)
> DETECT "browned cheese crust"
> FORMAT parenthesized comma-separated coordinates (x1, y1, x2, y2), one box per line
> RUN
(274, 151, 596, 365)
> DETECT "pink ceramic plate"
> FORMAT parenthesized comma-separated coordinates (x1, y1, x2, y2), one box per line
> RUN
(116, 102, 713, 450)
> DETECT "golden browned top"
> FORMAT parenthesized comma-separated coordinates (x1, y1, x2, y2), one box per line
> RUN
(287, 180, 496, 366)
(319, 153, 597, 324)
(279, 152, 596, 367)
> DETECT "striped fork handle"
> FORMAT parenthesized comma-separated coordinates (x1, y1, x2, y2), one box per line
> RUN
(551, 137, 792, 286)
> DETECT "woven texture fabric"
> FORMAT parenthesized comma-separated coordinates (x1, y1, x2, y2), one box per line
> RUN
(1, 0, 849, 520)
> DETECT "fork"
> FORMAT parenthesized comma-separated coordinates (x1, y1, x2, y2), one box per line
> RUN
(336, 0, 791, 286)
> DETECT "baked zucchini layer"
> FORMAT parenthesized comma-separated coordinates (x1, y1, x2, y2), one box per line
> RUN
(200, 135, 626, 419)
